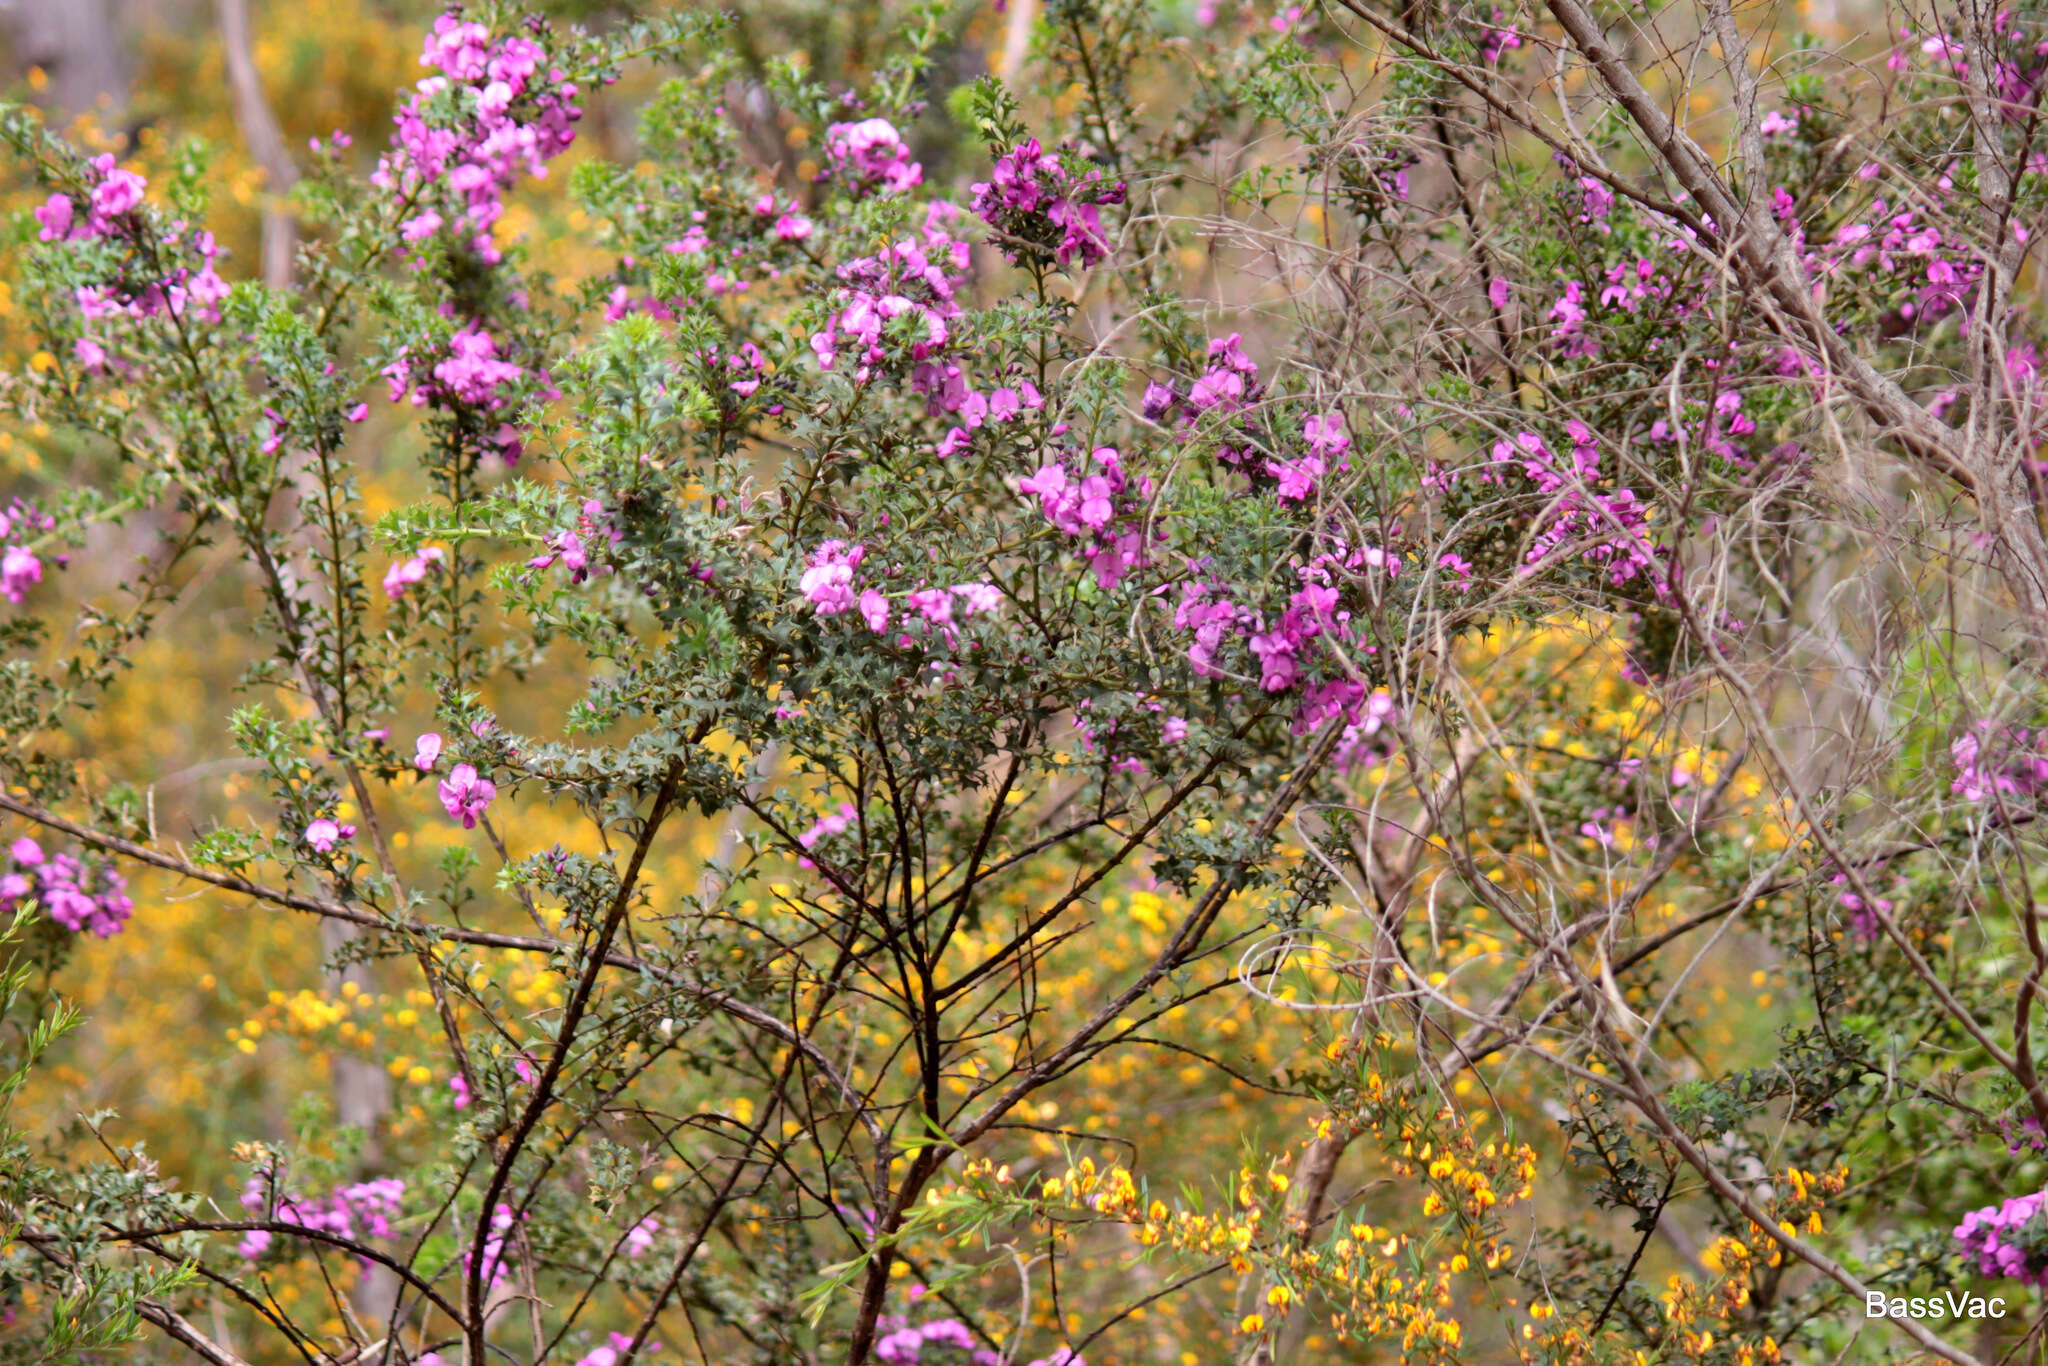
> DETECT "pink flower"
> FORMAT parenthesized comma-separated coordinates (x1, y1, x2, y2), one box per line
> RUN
(1, 545, 43, 604)
(574, 1333, 656, 1366)
(303, 818, 355, 852)
(1303, 411, 1350, 460)
(401, 211, 444, 242)
(381, 547, 446, 600)
(858, 589, 891, 632)
(438, 763, 496, 828)
(797, 804, 858, 868)
(623, 1216, 659, 1257)
(34, 194, 73, 241)
(347, 403, 370, 422)
(1, 840, 130, 935)
(432, 326, 524, 406)
(800, 541, 865, 615)
(950, 582, 1002, 616)
(1265, 453, 1324, 501)
(89, 158, 146, 220)
(906, 588, 954, 625)
(414, 732, 444, 771)
(73, 338, 107, 372)
(825, 118, 922, 194)
(1758, 109, 1800, 138)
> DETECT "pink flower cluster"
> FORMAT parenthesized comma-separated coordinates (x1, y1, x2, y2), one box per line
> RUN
(1826, 865, 1897, 943)
(1477, 9, 1523, 62)
(622, 1215, 659, 1257)
(471, 1201, 524, 1290)
(34, 154, 238, 349)
(969, 138, 1127, 269)
(811, 205, 971, 381)
(0, 499, 56, 605)
(1174, 540, 1403, 768)
(1646, 387, 1763, 467)
(1794, 178, 1985, 328)
(382, 546, 446, 600)
(1, 836, 134, 937)
(1954, 1191, 2048, 1286)
(527, 499, 621, 584)
(34, 154, 147, 244)
(1271, 410, 1350, 502)
(824, 117, 923, 195)
(798, 540, 1004, 647)
(1017, 446, 1155, 588)
(573, 1332, 661, 1366)
(302, 817, 357, 853)
(383, 324, 533, 462)
(1951, 722, 2048, 805)
(73, 225, 229, 329)
(236, 1175, 405, 1261)
(1178, 542, 1395, 694)
(797, 803, 857, 870)
(921, 368, 1044, 459)
(799, 540, 868, 616)
(704, 340, 769, 401)
(1142, 337, 1353, 503)
(873, 1314, 1000, 1365)
(439, 763, 497, 828)
(1489, 424, 1663, 589)
(375, 15, 584, 263)
(1185, 332, 1262, 418)
(1543, 255, 1682, 361)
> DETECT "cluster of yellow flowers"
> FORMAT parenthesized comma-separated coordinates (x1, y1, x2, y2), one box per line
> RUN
(1586, 1164, 1843, 1364)
(942, 1073, 1545, 1361)
(1003, 1151, 1471, 1358)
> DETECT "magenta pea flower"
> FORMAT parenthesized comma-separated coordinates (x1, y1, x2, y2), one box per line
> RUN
(381, 547, 445, 601)
(1, 545, 43, 604)
(797, 803, 858, 869)
(623, 1216, 659, 1257)
(414, 732, 444, 771)
(88, 156, 146, 221)
(438, 763, 496, 828)
(799, 541, 865, 615)
(858, 589, 890, 632)
(824, 117, 922, 194)
(950, 582, 1002, 616)
(34, 194, 74, 241)
(303, 818, 355, 853)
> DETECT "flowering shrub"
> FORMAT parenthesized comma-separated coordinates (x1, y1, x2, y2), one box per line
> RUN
(9, 1, 2048, 1364)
